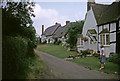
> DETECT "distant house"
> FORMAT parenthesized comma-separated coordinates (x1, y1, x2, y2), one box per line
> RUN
(41, 23, 61, 43)
(41, 21, 71, 44)
(35, 33, 40, 44)
(53, 21, 70, 44)
(77, 0, 120, 57)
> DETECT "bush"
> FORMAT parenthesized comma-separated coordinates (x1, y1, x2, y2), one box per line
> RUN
(2, 36, 32, 79)
(57, 40, 62, 45)
(93, 52, 100, 59)
(42, 40, 47, 44)
(108, 54, 120, 64)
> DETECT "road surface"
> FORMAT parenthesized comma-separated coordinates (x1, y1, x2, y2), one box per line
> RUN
(35, 50, 119, 79)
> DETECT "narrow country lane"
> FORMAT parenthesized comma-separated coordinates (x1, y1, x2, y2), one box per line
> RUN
(35, 50, 119, 79)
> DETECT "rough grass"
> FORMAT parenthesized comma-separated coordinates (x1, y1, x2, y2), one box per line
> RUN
(36, 44, 119, 75)
(27, 53, 46, 79)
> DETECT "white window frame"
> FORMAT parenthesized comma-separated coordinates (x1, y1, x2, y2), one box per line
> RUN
(80, 38, 84, 46)
(100, 33, 110, 46)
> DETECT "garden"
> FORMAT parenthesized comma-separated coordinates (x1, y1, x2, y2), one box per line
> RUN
(36, 44, 120, 75)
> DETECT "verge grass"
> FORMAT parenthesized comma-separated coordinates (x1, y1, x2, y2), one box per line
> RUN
(27, 53, 46, 79)
(36, 44, 119, 75)
(36, 44, 78, 58)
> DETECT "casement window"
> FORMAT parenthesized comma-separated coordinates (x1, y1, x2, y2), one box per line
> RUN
(100, 33, 110, 45)
(81, 39, 83, 45)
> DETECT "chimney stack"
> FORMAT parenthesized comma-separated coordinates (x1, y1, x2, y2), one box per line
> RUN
(42, 25, 44, 35)
(66, 21, 70, 25)
(55, 22, 61, 26)
(87, 0, 95, 11)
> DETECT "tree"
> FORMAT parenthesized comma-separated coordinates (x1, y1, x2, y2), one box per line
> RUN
(67, 20, 84, 48)
(2, 1, 37, 79)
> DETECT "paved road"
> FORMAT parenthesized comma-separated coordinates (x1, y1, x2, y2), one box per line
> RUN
(35, 50, 119, 79)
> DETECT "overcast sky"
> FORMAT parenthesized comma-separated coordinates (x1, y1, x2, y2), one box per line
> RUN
(31, 0, 116, 36)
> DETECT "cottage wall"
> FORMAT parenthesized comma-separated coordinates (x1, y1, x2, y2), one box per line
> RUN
(98, 22, 117, 56)
(82, 8, 97, 37)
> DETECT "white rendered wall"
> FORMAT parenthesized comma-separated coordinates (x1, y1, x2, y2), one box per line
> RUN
(110, 43, 116, 53)
(82, 8, 98, 37)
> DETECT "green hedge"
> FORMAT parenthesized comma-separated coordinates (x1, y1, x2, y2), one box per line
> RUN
(108, 54, 120, 64)
(2, 36, 33, 79)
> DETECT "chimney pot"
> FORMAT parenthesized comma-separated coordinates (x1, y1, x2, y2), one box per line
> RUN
(66, 21, 70, 25)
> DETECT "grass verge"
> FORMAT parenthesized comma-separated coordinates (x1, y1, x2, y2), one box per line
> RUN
(36, 44, 78, 58)
(27, 53, 46, 79)
(36, 44, 119, 75)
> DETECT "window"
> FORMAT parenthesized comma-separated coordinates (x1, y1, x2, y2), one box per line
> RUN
(100, 34, 110, 45)
(90, 39, 92, 44)
(81, 39, 83, 45)
(106, 34, 110, 45)
(100, 35, 102, 44)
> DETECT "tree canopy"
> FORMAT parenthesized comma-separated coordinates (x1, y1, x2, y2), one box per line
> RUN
(67, 20, 84, 48)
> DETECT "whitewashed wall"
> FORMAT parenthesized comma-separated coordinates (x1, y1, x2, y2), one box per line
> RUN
(82, 8, 97, 37)
(104, 46, 110, 57)
(110, 43, 116, 53)
(81, 8, 98, 53)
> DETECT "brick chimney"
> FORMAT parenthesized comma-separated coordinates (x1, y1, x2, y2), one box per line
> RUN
(66, 21, 70, 25)
(42, 25, 44, 35)
(87, 0, 95, 11)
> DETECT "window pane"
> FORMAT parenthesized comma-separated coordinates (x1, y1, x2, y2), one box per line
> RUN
(81, 39, 83, 45)
(100, 35, 102, 44)
(103, 34, 105, 45)
(106, 34, 110, 45)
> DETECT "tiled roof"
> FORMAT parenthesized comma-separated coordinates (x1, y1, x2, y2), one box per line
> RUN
(98, 2, 120, 25)
(43, 24, 60, 36)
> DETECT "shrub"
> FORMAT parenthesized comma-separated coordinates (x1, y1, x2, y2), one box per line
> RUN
(43, 40, 47, 44)
(57, 40, 62, 45)
(93, 52, 100, 59)
(2, 36, 32, 79)
(108, 54, 120, 64)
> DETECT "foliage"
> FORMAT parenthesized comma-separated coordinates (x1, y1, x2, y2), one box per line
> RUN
(81, 37, 88, 42)
(81, 49, 91, 57)
(108, 54, 120, 64)
(2, 36, 30, 79)
(54, 38, 58, 44)
(54, 39, 62, 45)
(2, 1, 36, 79)
(93, 52, 100, 59)
(42, 40, 47, 44)
(37, 44, 119, 75)
(57, 40, 62, 45)
(67, 20, 84, 48)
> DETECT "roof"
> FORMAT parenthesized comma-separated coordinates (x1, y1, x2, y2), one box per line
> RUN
(43, 24, 60, 36)
(98, 2, 120, 25)
(87, 29, 97, 34)
(91, 3, 109, 24)
(53, 23, 71, 38)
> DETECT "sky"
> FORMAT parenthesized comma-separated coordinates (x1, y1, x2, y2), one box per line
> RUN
(31, 0, 116, 36)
